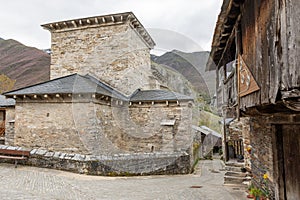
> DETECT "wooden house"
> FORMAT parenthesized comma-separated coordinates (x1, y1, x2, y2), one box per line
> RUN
(207, 0, 299, 199)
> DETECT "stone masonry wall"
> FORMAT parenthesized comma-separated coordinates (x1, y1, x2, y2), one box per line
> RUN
(12, 99, 193, 156)
(50, 23, 152, 95)
(4, 107, 15, 146)
(13, 101, 90, 154)
(101, 101, 194, 153)
(0, 145, 191, 175)
(249, 116, 275, 199)
(241, 118, 251, 170)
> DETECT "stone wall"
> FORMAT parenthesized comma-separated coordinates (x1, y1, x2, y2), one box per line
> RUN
(0, 145, 191, 175)
(13, 101, 89, 154)
(4, 107, 15, 146)
(248, 114, 300, 199)
(241, 118, 251, 170)
(50, 23, 152, 95)
(249, 116, 275, 199)
(111, 101, 194, 153)
(11, 98, 193, 156)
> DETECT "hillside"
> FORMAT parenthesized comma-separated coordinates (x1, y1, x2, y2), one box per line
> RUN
(0, 38, 50, 92)
(0, 38, 214, 101)
(151, 50, 215, 99)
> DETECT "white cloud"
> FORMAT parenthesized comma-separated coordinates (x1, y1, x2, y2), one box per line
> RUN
(0, 0, 222, 51)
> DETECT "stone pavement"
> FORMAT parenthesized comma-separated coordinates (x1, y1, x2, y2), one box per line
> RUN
(0, 159, 247, 200)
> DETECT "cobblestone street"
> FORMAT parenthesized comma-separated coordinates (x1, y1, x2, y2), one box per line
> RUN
(0, 159, 246, 200)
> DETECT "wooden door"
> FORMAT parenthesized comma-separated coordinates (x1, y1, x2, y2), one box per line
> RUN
(281, 125, 300, 200)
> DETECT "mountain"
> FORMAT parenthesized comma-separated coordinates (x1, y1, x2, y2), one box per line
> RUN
(151, 50, 215, 98)
(0, 38, 50, 92)
(0, 38, 214, 101)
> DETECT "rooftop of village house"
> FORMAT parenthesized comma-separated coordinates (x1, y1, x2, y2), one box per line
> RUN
(206, 0, 241, 71)
(4, 74, 193, 102)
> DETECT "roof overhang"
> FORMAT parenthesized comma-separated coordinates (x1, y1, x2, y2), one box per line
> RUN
(206, 0, 243, 71)
(41, 12, 155, 49)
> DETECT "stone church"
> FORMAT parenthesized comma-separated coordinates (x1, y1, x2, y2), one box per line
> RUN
(4, 12, 194, 159)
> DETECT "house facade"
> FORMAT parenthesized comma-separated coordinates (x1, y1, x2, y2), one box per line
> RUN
(207, 1, 300, 199)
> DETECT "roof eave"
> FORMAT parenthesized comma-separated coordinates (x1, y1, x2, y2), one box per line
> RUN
(41, 11, 156, 50)
(206, 0, 243, 71)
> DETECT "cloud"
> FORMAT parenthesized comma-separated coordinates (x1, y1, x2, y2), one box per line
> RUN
(0, 0, 222, 51)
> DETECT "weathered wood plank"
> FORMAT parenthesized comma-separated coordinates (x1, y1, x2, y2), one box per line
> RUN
(286, 0, 300, 88)
(0, 149, 30, 157)
(282, 125, 300, 200)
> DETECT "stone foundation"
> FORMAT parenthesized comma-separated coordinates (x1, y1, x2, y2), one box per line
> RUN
(0, 145, 191, 175)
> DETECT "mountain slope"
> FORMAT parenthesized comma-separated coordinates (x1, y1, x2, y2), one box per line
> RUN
(151, 50, 215, 98)
(0, 38, 50, 91)
(0, 37, 214, 100)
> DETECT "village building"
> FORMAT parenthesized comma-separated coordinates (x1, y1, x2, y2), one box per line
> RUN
(0, 95, 15, 144)
(2, 12, 195, 175)
(192, 125, 222, 158)
(207, 0, 300, 199)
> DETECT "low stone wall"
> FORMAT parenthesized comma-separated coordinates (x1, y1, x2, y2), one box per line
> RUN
(0, 145, 191, 175)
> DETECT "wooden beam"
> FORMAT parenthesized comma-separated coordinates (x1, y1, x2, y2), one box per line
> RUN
(63, 22, 69, 28)
(217, 14, 241, 68)
(94, 17, 99, 24)
(79, 20, 82, 25)
(86, 19, 91, 24)
(55, 23, 61, 29)
(102, 17, 106, 23)
(281, 89, 300, 99)
(111, 16, 115, 22)
(71, 20, 77, 28)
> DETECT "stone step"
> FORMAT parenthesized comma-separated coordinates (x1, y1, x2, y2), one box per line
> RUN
(225, 162, 244, 167)
(225, 166, 243, 172)
(225, 171, 246, 177)
(224, 176, 248, 185)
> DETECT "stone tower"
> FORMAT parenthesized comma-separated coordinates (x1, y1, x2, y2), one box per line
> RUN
(42, 12, 155, 95)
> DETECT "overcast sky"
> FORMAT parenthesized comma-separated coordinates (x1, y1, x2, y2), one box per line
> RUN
(0, 0, 222, 55)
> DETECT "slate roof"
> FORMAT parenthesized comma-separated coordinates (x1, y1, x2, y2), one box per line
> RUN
(130, 89, 193, 102)
(4, 74, 128, 100)
(4, 74, 193, 102)
(0, 95, 15, 107)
